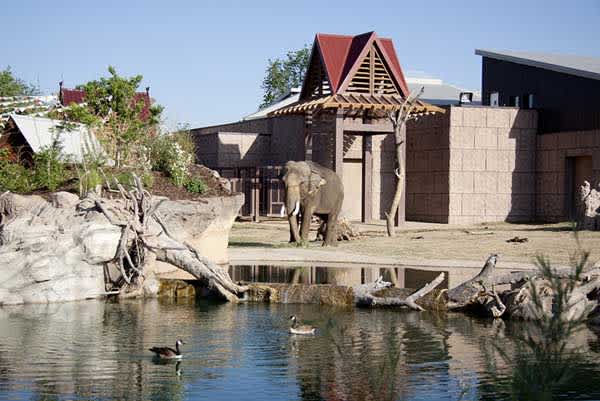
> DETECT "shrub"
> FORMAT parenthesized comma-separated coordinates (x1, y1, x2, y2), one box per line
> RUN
(33, 140, 68, 191)
(148, 134, 193, 187)
(184, 177, 206, 194)
(0, 149, 34, 192)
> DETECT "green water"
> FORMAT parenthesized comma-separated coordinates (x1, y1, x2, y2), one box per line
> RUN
(1, 299, 600, 400)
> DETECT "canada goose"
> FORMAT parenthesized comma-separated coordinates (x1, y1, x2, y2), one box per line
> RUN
(149, 339, 185, 359)
(289, 315, 316, 335)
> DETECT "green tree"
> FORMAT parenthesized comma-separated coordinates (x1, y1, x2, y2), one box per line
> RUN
(56, 66, 163, 166)
(260, 45, 310, 108)
(0, 66, 38, 97)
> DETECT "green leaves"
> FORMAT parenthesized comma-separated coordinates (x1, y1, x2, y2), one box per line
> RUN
(260, 45, 310, 108)
(0, 66, 38, 97)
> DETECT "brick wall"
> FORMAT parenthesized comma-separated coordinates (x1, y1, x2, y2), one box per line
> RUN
(407, 106, 538, 224)
(406, 112, 451, 222)
(447, 107, 537, 224)
(536, 129, 600, 222)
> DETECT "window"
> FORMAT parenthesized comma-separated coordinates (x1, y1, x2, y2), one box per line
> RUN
(490, 92, 499, 107)
(509, 95, 520, 107)
(526, 94, 534, 109)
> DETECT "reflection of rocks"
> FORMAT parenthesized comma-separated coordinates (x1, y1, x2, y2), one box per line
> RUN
(246, 283, 354, 305)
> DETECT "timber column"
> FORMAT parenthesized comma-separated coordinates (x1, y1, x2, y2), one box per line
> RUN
(362, 135, 373, 223)
(333, 108, 344, 179)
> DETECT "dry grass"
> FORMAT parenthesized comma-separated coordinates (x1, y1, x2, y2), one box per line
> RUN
(230, 220, 600, 266)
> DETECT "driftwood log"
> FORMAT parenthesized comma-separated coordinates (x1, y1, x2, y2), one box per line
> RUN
(91, 174, 249, 302)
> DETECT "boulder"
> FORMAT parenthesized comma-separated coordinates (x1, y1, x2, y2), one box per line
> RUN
(0, 192, 243, 305)
(577, 181, 600, 230)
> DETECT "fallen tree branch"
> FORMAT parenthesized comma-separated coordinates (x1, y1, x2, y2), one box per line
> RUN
(354, 273, 445, 311)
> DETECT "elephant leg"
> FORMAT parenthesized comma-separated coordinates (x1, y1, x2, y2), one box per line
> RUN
(289, 214, 300, 243)
(300, 205, 315, 242)
(323, 212, 339, 247)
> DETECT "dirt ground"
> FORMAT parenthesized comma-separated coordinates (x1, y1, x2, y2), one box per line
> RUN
(230, 219, 600, 267)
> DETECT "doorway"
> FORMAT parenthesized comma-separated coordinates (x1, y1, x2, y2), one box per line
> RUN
(566, 156, 593, 218)
(342, 158, 363, 221)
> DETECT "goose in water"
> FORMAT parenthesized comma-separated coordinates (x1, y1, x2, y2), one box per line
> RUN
(149, 339, 185, 359)
(289, 315, 316, 335)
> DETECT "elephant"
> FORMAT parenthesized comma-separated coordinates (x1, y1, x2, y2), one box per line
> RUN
(281, 161, 344, 246)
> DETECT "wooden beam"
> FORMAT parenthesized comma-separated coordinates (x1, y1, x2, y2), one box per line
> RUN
(343, 120, 394, 133)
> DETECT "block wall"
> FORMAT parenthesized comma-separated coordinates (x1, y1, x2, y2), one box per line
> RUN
(447, 106, 537, 224)
(536, 129, 600, 222)
(406, 112, 451, 223)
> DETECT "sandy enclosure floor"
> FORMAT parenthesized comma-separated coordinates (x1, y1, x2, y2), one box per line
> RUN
(230, 219, 600, 267)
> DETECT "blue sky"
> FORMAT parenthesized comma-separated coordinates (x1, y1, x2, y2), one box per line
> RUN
(2, 0, 599, 129)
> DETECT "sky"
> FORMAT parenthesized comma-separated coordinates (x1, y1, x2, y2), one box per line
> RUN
(2, 0, 599, 129)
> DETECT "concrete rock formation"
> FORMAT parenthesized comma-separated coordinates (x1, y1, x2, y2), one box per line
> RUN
(0, 191, 244, 305)
(578, 181, 600, 230)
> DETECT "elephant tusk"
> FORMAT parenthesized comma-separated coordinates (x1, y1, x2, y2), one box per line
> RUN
(292, 201, 300, 216)
(280, 204, 286, 218)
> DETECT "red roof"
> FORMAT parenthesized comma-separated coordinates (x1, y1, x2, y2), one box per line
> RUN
(303, 31, 410, 98)
(59, 86, 152, 121)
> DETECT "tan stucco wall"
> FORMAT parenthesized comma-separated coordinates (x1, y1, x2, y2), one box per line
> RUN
(536, 129, 600, 222)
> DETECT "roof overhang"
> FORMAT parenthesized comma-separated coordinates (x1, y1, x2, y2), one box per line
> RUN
(475, 49, 600, 81)
(269, 93, 444, 116)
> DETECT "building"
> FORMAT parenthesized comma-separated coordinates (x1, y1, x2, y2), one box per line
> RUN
(475, 49, 600, 221)
(194, 34, 600, 225)
(194, 31, 442, 223)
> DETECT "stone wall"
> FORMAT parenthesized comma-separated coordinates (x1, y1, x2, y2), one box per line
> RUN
(406, 106, 538, 224)
(447, 107, 537, 224)
(193, 116, 305, 168)
(406, 112, 451, 222)
(536, 129, 600, 222)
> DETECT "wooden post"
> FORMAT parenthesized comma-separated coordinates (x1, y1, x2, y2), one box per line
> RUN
(305, 110, 313, 161)
(362, 134, 373, 223)
(334, 109, 344, 179)
(253, 167, 260, 222)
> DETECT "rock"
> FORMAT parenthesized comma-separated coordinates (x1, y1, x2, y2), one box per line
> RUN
(0, 191, 243, 305)
(577, 181, 600, 230)
(50, 191, 80, 209)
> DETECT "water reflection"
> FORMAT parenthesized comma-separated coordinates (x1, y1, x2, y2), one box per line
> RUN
(229, 265, 449, 289)
(0, 299, 599, 400)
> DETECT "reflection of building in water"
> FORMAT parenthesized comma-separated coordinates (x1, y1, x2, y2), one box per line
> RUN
(229, 264, 450, 289)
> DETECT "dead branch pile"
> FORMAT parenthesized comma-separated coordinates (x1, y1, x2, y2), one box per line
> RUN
(95, 174, 248, 302)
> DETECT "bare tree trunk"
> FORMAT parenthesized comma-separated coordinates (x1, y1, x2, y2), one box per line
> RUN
(385, 88, 424, 237)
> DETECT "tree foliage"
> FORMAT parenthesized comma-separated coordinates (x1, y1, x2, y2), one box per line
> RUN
(50, 66, 163, 167)
(0, 67, 38, 97)
(260, 45, 310, 108)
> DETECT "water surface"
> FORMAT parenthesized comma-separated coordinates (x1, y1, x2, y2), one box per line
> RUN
(1, 299, 600, 400)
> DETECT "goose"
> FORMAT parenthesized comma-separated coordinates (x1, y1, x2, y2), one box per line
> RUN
(289, 315, 316, 335)
(149, 339, 185, 359)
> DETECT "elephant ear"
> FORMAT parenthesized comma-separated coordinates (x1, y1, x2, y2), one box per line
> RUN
(307, 171, 326, 195)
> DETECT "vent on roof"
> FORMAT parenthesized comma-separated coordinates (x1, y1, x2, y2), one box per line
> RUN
(346, 45, 400, 96)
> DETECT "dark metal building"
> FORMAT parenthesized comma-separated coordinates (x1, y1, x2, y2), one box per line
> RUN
(476, 49, 600, 133)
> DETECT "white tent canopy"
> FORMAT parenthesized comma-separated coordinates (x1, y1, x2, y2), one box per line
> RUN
(9, 114, 105, 162)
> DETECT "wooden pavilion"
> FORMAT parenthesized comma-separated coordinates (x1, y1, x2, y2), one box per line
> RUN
(270, 32, 442, 223)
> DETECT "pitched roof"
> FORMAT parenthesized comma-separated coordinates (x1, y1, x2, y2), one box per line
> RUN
(406, 76, 481, 105)
(8, 114, 105, 162)
(475, 49, 600, 81)
(59, 86, 153, 120)
(302, 32, 410, 98)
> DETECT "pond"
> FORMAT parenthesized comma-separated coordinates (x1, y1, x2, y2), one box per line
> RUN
(1, 298, 600, 400)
